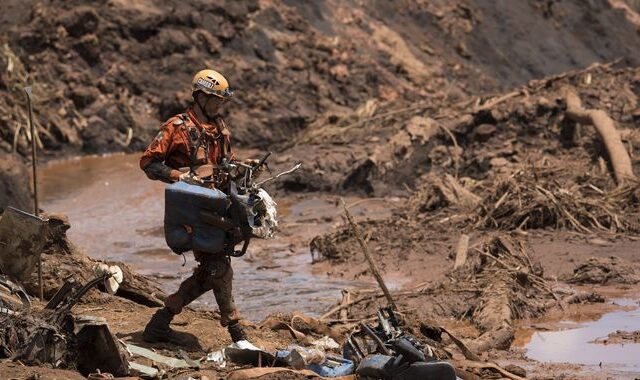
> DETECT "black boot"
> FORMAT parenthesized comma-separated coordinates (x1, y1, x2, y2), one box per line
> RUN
(143, 308, 195, 346)
(228, 322, 247, 343)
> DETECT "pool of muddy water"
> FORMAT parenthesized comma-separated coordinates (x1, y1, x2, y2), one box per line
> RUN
(516, 299, 640, 378)
(39, 153, 396, 320)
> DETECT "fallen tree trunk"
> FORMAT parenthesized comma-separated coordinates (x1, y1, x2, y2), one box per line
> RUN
(562, 86, 635, 184)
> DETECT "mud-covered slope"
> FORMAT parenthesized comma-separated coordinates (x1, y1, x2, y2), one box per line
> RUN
(284, 64, 640, 196)
(1, 0, 639, 158)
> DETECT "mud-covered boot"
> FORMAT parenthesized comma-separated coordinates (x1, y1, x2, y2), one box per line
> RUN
(143, 308, 195, 346)
(228, 322, 247, 343)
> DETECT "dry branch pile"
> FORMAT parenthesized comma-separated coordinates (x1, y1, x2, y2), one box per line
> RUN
(474, 169, 640, 233)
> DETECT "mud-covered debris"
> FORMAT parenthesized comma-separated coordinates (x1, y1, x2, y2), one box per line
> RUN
(564, 256, 640, 285)
(261, 312, 345, 345)
(475, 169, 640, 233)
(0, 277, 129, 376)
(592, 330, 640, 344)
(347, 308, 456, 380)
(127, 343, 196, 369)
(409, 173, 480, 213)
(310, 227, 353, 264)
(0, 274, 30, 310)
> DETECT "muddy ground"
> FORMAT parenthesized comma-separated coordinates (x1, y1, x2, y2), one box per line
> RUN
(1, 0, 640, 379)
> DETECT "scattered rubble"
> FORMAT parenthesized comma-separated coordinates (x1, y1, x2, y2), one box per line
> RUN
(0, 275, 129, 377)
(564, 256, 640, 285)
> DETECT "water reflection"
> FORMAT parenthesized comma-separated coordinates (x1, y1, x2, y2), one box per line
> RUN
(523, 300, 640, 374)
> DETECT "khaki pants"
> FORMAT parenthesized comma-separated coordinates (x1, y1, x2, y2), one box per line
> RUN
(164, 253, 240, 326)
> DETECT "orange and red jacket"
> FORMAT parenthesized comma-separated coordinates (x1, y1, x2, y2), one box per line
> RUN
(140, 108, 234, 182)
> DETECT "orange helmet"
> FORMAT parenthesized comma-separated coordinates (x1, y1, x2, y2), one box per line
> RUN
(191, 69, 233, 98)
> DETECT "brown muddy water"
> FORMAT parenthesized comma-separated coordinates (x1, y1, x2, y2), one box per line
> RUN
(515, 298, 640, 378)
(39, 153, 399, 320)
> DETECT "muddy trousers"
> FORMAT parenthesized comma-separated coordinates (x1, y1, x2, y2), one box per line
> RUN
(164, 254, 240, 326)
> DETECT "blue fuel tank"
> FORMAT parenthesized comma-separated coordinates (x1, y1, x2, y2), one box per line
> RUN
(164, 181, 230, 254)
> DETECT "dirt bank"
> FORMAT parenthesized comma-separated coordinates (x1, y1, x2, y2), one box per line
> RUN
(1, 0, 639, 160)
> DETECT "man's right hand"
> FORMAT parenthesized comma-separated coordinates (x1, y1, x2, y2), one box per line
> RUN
(178, 171, 204, 185)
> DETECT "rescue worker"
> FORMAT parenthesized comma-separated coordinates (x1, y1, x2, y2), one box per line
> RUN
(139, 69, 249, 345)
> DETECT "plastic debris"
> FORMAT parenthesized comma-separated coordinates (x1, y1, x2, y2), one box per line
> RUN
(208, 340, 284, 367)
(311, 336, 340, 351)
(248, 189, 278, 239)
(93, 263, 124, 294)
(307, 356, 355, 377)
(206, 350, 227, 368)
(276, 345, 326, 369)
(232, 339, 262, 351)
(225, 340, 281, 367)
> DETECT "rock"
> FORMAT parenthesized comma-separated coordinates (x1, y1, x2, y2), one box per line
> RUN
(288, 58, 306, 71)
(405, 116, 438, 144)
(69, 86, 100, 109)
(473, 124, 497, 142)
(489, 157, 509, 168)
(455, 41, 472, 59)
(329, 64, 349, 81)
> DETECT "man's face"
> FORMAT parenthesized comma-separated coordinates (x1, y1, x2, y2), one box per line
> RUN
(200, 93, 227, 116)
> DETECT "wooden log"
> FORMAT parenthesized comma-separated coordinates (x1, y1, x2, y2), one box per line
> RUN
(470, 326, 515, 353)
(562, 86, 635, 184)
(454, 234, 470, 269)
(339, 289, 351, 321)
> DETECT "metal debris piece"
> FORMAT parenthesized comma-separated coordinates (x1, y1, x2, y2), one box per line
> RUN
(0, 274, 30, 309)
(0, 207, 47, 283)
(128, 361, 161, 378)
(225, 340, 283, 367)
(45, 277, 76, 310)
(74, 316, 129, 377)
(126, 343, 196, 369)
(1, 274, 129, 377)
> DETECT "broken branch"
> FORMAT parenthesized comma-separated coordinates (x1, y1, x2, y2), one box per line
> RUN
(562, 86, 635, 184)
(341, 199, 397, 310)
